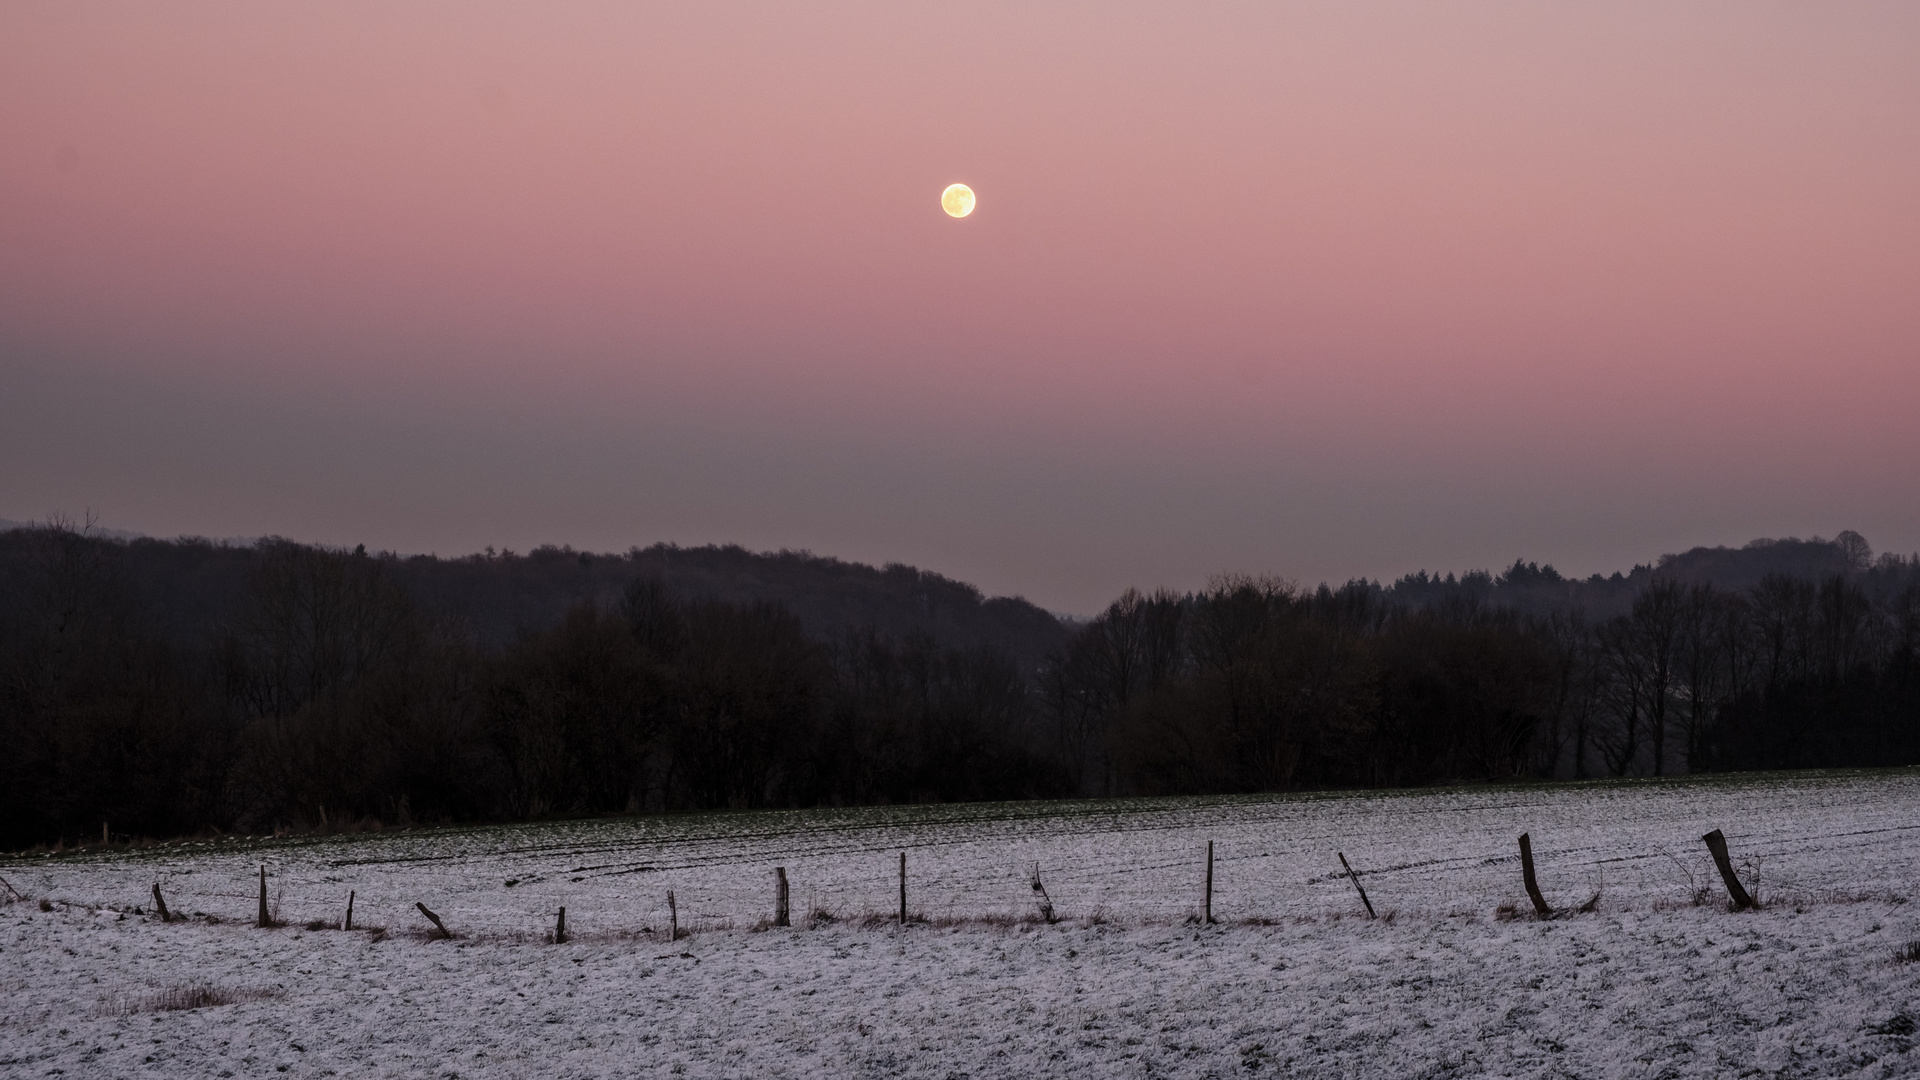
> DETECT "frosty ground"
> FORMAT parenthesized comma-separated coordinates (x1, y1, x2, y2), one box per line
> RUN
(4, 771, 1919, 1078)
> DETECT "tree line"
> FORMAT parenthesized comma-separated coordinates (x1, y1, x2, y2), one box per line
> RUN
(0, 528, 1068, 849)
(2, 523, 1915, 849)
(1042, 551, 1919, 796)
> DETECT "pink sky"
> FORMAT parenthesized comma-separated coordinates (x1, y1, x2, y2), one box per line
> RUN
(4, 1, 1918, 611)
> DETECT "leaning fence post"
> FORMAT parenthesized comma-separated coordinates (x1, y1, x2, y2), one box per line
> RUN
(256, 866, 270, 928)
(774, 867, 790, 927)
(555, 906, 567, 944)
(1702, 829, 1755, 910)
(416, 901, 451, 939)
(1518, 833, 1552, 916)
(344, 890, 355, 932)
(1338, 852, 1376, 919)
(668, 890, 679, 942)
(898, 852, 908, 926)
(151, 883, 172, 923)
(1029, 863, 1057, 923)
(1204, 841, 1217, 924)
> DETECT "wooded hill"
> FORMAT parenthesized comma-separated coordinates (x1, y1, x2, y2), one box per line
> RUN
(1, 520, 1913, 849)
(0, 527, 1067, 675)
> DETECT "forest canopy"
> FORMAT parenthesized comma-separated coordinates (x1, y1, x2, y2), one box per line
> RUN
(1, 522, 1914, 849)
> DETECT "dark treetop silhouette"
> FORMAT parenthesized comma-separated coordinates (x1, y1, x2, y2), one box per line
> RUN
(1, 523, 1913, 848)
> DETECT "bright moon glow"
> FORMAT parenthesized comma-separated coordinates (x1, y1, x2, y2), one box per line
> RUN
(941, 183, 975, 218)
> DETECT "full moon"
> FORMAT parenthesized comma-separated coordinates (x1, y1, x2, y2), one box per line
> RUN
(941, 183, 975, 218)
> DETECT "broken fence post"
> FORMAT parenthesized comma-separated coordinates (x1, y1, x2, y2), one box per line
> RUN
(555, 906, 567, 945)
(668, 889, 679, 942)
(344, 890, 355, 932)
(416, 901, 452, 939)
(1029, 863, 1056, 924)
(1702, 829, 1755, 910)
(774, 867, 790, 927)
(257, 866, 271, 928)
(1338, 852, 1376, 919)
(1518, 833, 1552, 917)
(151, 883, 172, 923)
(1204, 841, 1216, 924)
(899, 851, 907, 926)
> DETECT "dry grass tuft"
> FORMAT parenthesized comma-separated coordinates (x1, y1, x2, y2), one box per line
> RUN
(927, 912, 1043, 930)
(854, 909, 930, 928)
(1653, 888, 1717, 912)
(1895, 940, 1920, 965)
(1498, 893, 1599, 922)
(114, 983, 280, 1015)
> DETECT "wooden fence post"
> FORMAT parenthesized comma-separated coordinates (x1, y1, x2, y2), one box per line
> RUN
(555, 906, 567, 944)
(668, 890, 679, 942)
(898, 852, 907, 926)
(1204, 841, 1216, 924)
(1029, 863, 1057, 923)
(1518, 833, 1552, 916)
(1338, 852, 1376, 919)
(1702, 829, 1755, 910)
(256, 866, 270, 928)
(103, 822, 109, 846)
(344, 890, 355, 931)
(774, 868, 790, 927)
(151, 883, 172, 923)
(415, 902, 451, 939)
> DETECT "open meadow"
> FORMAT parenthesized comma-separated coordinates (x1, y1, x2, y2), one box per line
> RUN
(5, 770, 1920, 1078)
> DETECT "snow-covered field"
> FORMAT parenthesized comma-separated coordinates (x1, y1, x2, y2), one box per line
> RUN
(5, 770, 1919, 1078)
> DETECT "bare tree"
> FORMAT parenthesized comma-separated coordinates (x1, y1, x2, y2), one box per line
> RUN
(1814, 575, 1874, 680)
(1751, 574, 1816, 693)
(1540, 611, 1595, 778)
(1675, 584, 1729, 772)
(1593, 616, 1644, 777)
(1835, 529, 1873, 572)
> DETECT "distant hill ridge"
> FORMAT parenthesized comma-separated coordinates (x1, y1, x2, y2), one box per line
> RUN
(1381, 530, 1891, 619)
(396, 541, 1069, 674)
(0, 518, 1900, 653)
(0, 526, 1069, 676)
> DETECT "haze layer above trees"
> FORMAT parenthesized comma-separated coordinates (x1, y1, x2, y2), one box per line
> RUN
(1, 521, 1914, 849)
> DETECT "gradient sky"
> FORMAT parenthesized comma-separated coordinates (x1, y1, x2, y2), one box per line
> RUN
(4, 1, 1917, 613)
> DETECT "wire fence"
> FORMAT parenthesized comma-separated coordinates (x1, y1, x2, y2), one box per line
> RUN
(6, 771, 1918, 941)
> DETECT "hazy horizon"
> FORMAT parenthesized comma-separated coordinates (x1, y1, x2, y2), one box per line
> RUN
(6, 1, 1918, 614)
